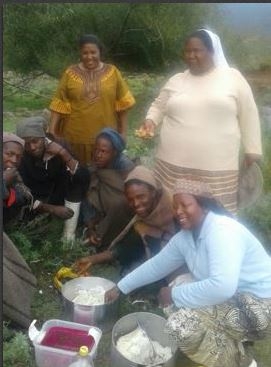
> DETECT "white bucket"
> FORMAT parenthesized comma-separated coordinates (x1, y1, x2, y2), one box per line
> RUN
(28, 319, 102, 367)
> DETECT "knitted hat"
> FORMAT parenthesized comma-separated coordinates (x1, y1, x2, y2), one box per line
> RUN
(3, 132, 25, 147)
(173, 177, 213, 199)
(16, 116, 46, 138)
(237, 162, 263, 209)
(96, 128, 125, 153)
(125, 165, 160, 190)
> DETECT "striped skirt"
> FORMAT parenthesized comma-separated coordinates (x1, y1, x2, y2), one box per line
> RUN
(154, 159, 239, 216)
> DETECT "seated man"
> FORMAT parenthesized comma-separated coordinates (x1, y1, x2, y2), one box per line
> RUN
(16, 116, 89, 241)
(3, 132, 37, 328)
(81, 127, 136, 249)
(75, 165, 178, 275)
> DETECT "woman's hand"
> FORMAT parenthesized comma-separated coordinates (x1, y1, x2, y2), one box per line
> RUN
(73, 256, 93, 276)
(135, 119, 155, 138)
(158, 286, 173, 307)
(243, 153, 262, 168)
(104, 286, 120, 303)
(142, 119, 156, 134)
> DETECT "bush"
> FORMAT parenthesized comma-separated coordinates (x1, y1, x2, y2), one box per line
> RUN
(239, 194, 271, 253)
(3, 330, 34, 367)
(3, 3, 221, 77)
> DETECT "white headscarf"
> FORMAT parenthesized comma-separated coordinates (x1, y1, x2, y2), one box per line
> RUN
(199, 28, 229, 67)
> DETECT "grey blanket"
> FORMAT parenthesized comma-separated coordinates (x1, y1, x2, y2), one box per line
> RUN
(3, 232, 37, 328)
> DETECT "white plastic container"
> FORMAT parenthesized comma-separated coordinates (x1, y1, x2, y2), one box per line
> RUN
(28, 319, 102, 367)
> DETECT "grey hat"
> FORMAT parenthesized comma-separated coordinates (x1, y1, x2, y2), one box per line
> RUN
(237, 162, 263, 209)
(3, 132, 25, 147)
(16, 116, 46, 138)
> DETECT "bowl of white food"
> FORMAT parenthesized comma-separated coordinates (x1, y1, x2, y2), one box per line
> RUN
(61, 276, 119, 332)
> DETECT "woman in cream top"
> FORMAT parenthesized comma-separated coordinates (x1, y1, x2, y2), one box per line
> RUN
(140, 29, 262, 215)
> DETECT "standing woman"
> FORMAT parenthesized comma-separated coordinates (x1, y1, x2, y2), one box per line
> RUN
(48, 34, 135, 165)
(139, 29, 262, 215)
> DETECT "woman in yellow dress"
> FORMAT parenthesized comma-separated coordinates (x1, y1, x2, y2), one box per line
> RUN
(48, 34, 135, 165)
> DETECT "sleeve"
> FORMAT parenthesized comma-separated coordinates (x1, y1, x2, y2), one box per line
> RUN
(171, 225, 245, 308)
(114, 67, 136, 111)
(235, 69, 262, 155)
(145, 78, 173, 126)
(117, 232, 186, 294)
(3, 187, 16, 208)
(49, 69, 72, 114)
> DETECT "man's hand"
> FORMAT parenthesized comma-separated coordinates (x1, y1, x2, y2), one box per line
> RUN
(45, 140, 63, 157)
(37, 203, 74, 219)
(3, 168, 20, 187)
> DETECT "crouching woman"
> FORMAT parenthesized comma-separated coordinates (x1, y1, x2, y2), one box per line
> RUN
(105, 178, 271, 367)
(75, 165, 178, 275)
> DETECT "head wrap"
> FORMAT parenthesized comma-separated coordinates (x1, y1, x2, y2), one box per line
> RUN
(199, 28, 229, 67)
(173, 177, 213, 199)
(125, 165, 160, 190)
(16, 116, 46, 139)
(96, 128, 125, 153)
(3, 132, 25, 147)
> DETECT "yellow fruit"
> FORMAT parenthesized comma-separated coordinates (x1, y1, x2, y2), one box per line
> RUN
(134, 128, 154, 139)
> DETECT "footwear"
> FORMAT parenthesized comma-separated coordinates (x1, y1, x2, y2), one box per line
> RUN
(62, 201, 81, 242)
(248, 360, 257, 367)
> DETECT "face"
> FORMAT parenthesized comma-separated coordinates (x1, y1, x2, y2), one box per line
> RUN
(173, 193, 205, 230)
(3, 142, 24, 169)
(93, 137, 116, 168)
(80, 43, 101, 70)
(183, 37, 214, 75)
(24, 137, 46, 159)
(125, 183, 157, 218)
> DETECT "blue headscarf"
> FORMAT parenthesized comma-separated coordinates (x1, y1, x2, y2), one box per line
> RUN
(96, 128, 125, 153)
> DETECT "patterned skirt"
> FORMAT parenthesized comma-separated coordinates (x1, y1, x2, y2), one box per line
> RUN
(165, 293, 271, 367)
(154, 158, 239, 216)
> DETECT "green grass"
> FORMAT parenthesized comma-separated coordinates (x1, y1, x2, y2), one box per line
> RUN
(3, 93, 49, 111)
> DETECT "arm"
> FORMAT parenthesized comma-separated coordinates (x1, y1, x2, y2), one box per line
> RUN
(235, 70, 262, 167)
(44, 139, 78, 174)
(116, 109, 128, 140)
(117, 232, 185, 295)
(49, 69, 71, 137)
(145, 81, 171, 126)
(48, 110, 63, 136)
(171, 225, 245, 308)
(139, 79, 171, 134)
(114, 66, 135, 140)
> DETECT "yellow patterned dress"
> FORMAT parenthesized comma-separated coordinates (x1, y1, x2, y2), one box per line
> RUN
(49, 63, 135, 165)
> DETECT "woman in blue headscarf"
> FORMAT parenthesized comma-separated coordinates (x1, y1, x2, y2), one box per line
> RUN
(81, 128, 136, 248)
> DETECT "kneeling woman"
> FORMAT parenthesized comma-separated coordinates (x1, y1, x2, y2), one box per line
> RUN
(105, 178, 271, 367)
(75, 165, 177, 275)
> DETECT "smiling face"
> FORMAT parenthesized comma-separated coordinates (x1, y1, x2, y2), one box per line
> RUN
(173, 193, 206, 230)
(3, 142, 24, 169)
(93, 137, 116, 168)
(23, 137, 46, 159)
(80, 42, 101, 70)
(125, 182, 158, 218)
(183, 37, 214, 75)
